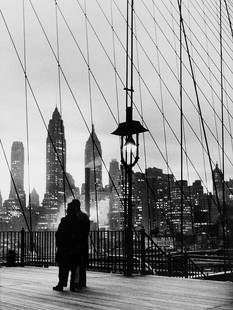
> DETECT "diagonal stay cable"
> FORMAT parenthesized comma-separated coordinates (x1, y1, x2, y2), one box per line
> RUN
(149, 0, 233, 144)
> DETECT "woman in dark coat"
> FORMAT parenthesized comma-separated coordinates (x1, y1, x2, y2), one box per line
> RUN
(53, 199, 90, 291)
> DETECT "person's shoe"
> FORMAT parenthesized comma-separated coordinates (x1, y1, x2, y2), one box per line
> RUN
(53, 285, 63, 292)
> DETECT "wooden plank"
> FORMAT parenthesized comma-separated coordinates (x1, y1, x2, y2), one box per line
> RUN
(0, 267, 232, 309)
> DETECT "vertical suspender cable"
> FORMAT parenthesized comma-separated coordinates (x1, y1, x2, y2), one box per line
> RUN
(176, 0, 223, 234)
(201, 0, 213, 185)
(220, 0, 227, 276)
(201, 0, 221, 166)
(178, 0, 184, 254)
(55, 0, 67, 215)
(22, 0, 32, 233)
(152, 1, 173, 239)
(224, 0, 233, 38)
(84, 0, 99, 229)
(110, 1, 120, 124)
(134, 15, 151, 233)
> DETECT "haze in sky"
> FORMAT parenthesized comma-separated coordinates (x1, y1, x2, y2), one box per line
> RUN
(0, 0, 232, 203)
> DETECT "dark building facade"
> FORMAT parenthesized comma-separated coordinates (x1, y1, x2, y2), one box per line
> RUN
(45, 107, 66, 200)
(85, 125, 102, 193)
(108, 159, 123, 230)
(9, 141, 25, 201)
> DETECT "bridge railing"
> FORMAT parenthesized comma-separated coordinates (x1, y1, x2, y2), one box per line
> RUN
(142, 231, 206, 279)
(0, 229, 205, 278)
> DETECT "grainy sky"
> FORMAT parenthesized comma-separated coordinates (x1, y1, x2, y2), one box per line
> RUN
(0, 0, 233, 203)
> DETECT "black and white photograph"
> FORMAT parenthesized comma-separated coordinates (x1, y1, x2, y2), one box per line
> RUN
(0, 0, 233, 309)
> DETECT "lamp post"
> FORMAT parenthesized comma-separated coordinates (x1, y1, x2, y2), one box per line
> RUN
(112, 108, 147, 276)
(112, 0, 147, 276)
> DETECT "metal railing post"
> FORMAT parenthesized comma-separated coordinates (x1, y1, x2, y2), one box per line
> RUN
(184, 251, 188, 278)
(168, 253, 172, 277)
(20, 228, 25, 267)
(140, 227, 146, 275)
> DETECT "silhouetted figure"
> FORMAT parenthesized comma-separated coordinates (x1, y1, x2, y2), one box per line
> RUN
(6, 250, 16, 267)
(53, 199, 90, 292)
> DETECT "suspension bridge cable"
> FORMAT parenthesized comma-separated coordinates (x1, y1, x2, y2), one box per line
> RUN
(13, 2, 228, 239)
(220, 0, 228, 271)
(153, 0, 233, 130)
(176, 0, 223, 223)
(22, 0, 33, 232)
(56, 1, 118, 125)
(0, 8, 75, 201)
(134, 0, 233, 169)
(205, 0, 232, 38)
(151, 0, 172, 236)
(54, 0, 67, 215)
(111, 3, 233, 235)
(178, 0, 233, 99)
(223, 0, 233, 158)
(201, 0, 221, 166)
(151, 0, 233, 141)
(224, 0, 233, 39)
(29, 0, 218, 242)
(134, 15, 151, 232)
(169, 0, 179, 75)
(24, 1, 124, 210)
(100, 0, 219, 200)
(110, 0, 120, 123)
(113, 0, 233, 178)
(98, 0, 212, 237)
(186, 0, 233, 60)
(194, 0, 233, 52)
(178, 0, 184, 252)
(224, 73, 233, 156)
(112, 0, 225, 200)
(84, 0, 99, 229)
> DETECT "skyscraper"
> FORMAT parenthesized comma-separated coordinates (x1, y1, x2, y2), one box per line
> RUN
(45, 107, 66, 201)
(41, 107, 66, 229)
(108, 159, 123, 230)
(85, 125, 102, 193)
(3, 141, 26, 230)
(9, 141, 25, 200)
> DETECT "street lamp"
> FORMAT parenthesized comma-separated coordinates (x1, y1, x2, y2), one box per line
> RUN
(112, 108, 147, 276)
(112, 0, 147, 276)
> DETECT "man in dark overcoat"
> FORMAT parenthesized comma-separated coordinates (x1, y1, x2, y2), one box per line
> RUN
(53, 199, 90, 291)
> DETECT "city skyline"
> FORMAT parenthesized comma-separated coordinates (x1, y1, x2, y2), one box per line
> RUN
(1, 0, 233, 204)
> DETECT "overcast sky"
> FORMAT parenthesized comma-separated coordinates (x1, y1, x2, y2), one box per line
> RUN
(0, 0, 233, 203)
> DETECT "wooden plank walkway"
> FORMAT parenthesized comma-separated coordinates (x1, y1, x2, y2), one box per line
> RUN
(0, 267, 232, 310)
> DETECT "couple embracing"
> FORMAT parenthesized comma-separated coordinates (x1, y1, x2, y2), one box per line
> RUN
(53, 199, 90, 292)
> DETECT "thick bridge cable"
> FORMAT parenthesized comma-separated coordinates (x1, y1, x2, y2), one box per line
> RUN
(54, 0, 67, 214)
(84, 0, 99, 229)
(22, 0, 33, 233)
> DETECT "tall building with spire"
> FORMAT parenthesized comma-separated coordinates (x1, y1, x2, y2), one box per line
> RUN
(46, 107, 66, 198)
(85, 125, 102, 193)
(41, 107, 66, 229)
